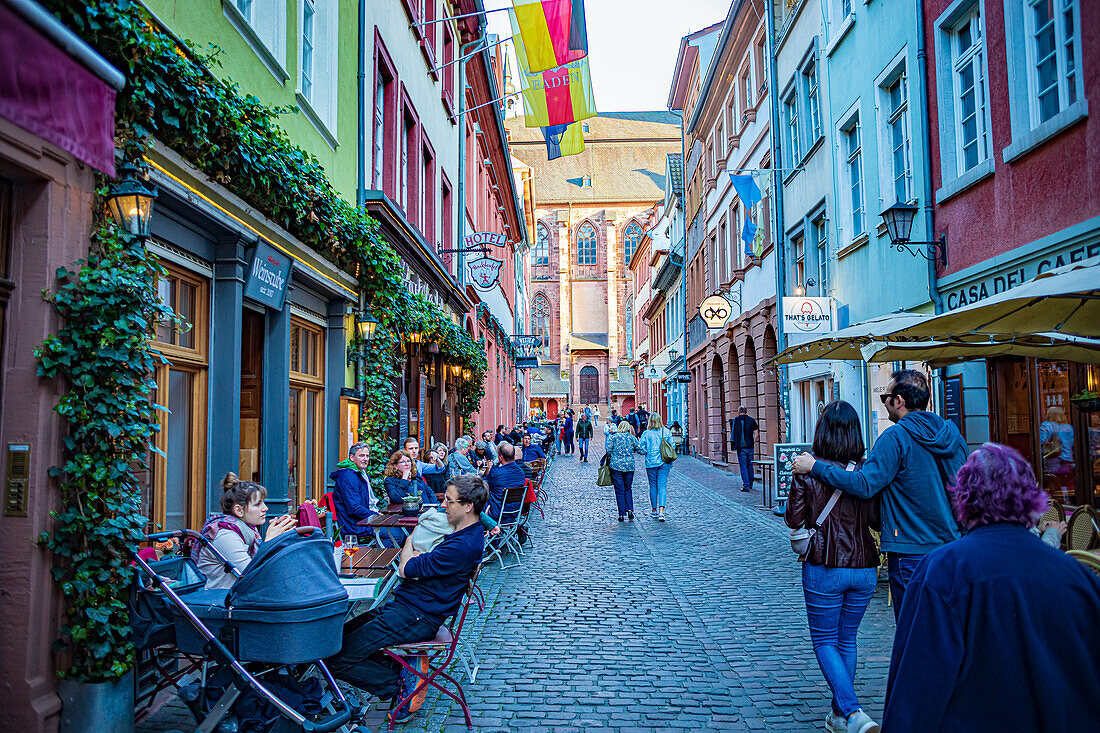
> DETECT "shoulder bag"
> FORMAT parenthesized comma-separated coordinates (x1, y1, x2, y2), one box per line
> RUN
(789, 461, 854, 556)
(660, 430, 677, 463)
(597, 452, 613, 487)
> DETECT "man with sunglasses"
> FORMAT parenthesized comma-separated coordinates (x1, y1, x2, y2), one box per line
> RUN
(792, 369, 968, 619)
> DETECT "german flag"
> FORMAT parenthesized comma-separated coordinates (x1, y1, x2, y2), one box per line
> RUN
(511, 0, 588, 73)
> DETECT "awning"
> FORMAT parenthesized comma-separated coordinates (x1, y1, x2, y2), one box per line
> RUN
(0, 0, 124, 175)
(887, 261, 1100, 342)
(862, 333, 1100, 369)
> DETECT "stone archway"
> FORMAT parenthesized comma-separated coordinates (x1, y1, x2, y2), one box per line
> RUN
(741, 336, 759, 454)
(762, 325, 780, 447)
(710, 354, 727, 462)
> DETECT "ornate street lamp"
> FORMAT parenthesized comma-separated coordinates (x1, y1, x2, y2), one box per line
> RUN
(880, 202, 947, 266)
(356, 309, 379, 342)
(450, 363, 462, 377)
(462, 367, 471, 380)
(105, 163, 157, 237)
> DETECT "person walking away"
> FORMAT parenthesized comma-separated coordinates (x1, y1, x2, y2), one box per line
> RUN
(791, 369, 967, 619)
(784, 402, 881, 733)
(626, 408, 638, 436)
(639, 413, 674, 521)
(883, 443, 1100, 732)
(576, 413, 594, 462)
(605, 421, 646, 522)
(562, 413, 575, 455)
(610, 409, 621, 425)
(730, 406, 759, 491)
(194, 473, 297, 589)
(593, 405, 600, 426)
(635, 405, 650, 437)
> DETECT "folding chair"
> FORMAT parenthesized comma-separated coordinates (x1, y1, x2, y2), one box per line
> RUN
(483, 486, 528, 570)
(524, 479, 544, 521)
(382, 572, 484, 730)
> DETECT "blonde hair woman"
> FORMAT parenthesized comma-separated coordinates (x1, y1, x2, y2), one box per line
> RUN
(639, 412, 674, 521)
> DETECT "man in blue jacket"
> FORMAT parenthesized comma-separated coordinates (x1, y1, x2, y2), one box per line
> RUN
(792, 369, 967, 619)
(329, 442, 379, 539)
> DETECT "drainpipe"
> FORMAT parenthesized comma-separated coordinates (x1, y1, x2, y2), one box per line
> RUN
(457, 33, 487, 287)
(914, 0, 943, 314)
(356, 0, 367, 207)
(765, 2, 787, 444)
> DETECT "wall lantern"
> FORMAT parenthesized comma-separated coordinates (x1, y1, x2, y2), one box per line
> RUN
(462, 368, 472, 380)
(356, 309, 379, 342)
(106, 163, 157, 237)
(880, 202, 947, 266)
(450, 363, 462, 377)
(407, 331, 422, 344)
(668, 347, 678, 362)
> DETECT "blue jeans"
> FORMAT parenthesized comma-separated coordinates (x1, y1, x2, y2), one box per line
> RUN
(327, 601, 443, 699)
(610, 469, 634, 517)
(736, 447, 754, 490)
(578, 437, 590, 460)
(801, 563, 878, 718)
(646, 463, 671, 511)
(887, 552, 924, 622)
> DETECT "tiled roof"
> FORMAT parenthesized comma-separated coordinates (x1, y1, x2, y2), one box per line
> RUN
(506, 113, 681, 204)
(610, 365, 636, 394)
(667, 153, 683, 198)
(529, 365, 568, 397)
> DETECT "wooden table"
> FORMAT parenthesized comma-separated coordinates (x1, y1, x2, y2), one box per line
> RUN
(359, 513, 419, 548)
(340, 547, 401, 612)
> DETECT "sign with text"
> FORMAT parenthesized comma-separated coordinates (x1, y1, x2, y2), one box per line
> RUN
(674, 371, 692, 384)
(516, 356, 540, 369)
(698, 294, 733, 329)
(774, 442, 812, 502)
(463, 231, 507, 250)
(642, 365, 661, 380)
(243, 242, 293, 310)
(466, 256, 504, 291)
(944, 240, 1100, 310)
(782, 297, 833, 334)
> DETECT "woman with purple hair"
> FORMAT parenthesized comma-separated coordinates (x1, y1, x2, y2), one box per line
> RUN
(882, 443, 1100, 732)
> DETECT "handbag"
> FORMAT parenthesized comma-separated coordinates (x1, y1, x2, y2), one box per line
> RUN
(660, 437, 677, 463)
(597, 453, 613, 487)
(789, 461, 855, 556)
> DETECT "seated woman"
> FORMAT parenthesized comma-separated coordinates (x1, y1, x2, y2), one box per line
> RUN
(194, 473, 297, 589)
(383, 451, 437, 506)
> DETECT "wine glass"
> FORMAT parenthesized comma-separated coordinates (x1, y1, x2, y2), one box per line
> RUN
(342, 535, 359, 570)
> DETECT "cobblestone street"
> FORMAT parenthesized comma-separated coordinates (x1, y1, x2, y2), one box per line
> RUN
(139, 429, 895, 732)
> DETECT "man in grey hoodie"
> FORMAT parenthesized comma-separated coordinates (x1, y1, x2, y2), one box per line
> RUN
(792, 369, 968, 620)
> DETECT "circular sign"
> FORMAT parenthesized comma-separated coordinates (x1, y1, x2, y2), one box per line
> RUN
(699, 294, 733, 329)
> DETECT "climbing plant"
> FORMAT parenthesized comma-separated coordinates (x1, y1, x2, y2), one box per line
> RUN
(36, 220, 174, 681)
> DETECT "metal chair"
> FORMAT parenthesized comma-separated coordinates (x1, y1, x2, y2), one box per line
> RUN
(1066, 505, 1100, 551)
(382, 572, 483, 731)
(1066, 550, 1100, 579)
(483, 486, 528, 570)
(1038, 497, 1064, 526)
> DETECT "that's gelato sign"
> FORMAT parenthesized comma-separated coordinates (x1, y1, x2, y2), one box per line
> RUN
(782, 297, 833, 333)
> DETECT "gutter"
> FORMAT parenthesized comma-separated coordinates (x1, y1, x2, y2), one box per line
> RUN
(766, 0, 786, 442)
(356, 0, 366, 206)
(914, 0, 943, 313)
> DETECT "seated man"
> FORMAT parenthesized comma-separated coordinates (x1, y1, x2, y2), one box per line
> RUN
(471, 440, 496, 470)
(327, 474, 487, 724)
(484, 441, 527, 521)
(404, 436, 445, 478)
(447, 437, 478, 478)
(329, 442, 380, 539)
(520, 432, 546, 464)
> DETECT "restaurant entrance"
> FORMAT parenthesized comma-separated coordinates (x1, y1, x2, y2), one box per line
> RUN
(989, 357, 1100, 508)
(240, 308, 264, 483)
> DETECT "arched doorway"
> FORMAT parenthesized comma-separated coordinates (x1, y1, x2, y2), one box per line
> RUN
(622, 396, 636, 413)
(742, 336, 759, 453)
(579, 365, 599, 404)
(711, 354, 727, 462)
(547, 399, 559, 419)
(762, 325, 780, 446)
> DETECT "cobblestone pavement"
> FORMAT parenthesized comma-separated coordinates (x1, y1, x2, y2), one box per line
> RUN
(139, 429, 895, 732)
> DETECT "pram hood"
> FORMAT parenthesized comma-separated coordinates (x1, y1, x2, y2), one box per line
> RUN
(227, 529, 347, 610)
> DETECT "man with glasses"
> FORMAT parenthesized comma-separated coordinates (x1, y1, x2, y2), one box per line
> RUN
(792, 369, 968, 619)
(327, 474, 487, 724)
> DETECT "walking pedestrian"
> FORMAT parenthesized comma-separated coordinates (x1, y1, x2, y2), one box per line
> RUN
(562, 412, 575, 455)
(791, 369, 968, 619)
(576, 413, 593, 462)
(605, 420, 645, 522)
(883, 443, 1100, 732)
(639, 413, 673, 521)
(784, 401, 881, 733)
(635, 405, 650, 437)
(730, 406, 759, 491)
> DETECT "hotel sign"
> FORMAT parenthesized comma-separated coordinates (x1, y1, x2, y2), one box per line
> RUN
(467, 256, 504, 291)
(243, 242, 292, 310)
(782, 297, 833, 334)
(463, 231, 507, 250)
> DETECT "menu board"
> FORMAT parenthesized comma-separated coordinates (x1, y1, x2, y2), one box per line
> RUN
(774, 443, 812, 501)
(943, 374, 964, 438)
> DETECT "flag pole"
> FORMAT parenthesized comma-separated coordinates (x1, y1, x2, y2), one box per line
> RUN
(450, 90, 523, 121)
(410, 6, 511, 28)
(429, 34, 516, 75)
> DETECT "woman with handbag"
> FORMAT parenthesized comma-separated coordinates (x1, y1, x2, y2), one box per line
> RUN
(784, 401, 881, 733)
(639, 413, 675, 521)
(604, 421, 645, 522)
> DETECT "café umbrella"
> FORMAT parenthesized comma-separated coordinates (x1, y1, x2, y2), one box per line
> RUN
(859, 332, 1100, 369)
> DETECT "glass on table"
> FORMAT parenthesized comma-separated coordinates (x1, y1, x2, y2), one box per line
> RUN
(342, 535, 359, 569)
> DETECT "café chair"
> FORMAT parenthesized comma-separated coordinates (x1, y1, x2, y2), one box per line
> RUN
(483, 486, 529, 570)
(1066, 505, 1100, 551)
(1066, 550, 1100, 580)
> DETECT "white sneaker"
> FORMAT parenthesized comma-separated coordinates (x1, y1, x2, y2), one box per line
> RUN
(824, 713, 847, 733)
(846, 709, 880, 733)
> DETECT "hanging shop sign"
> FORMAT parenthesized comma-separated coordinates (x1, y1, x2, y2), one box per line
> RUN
(674, 370, 692, 383)
(642, 365, 662, 380)
(698, 294, 733, 329)
(511, 335, 542, 348)
(463, 231, 508, 250)
(467, 256, 504, 291)
(243, 241, 293, 310)
(516, 356, 540, 369)
(782, 296, 833, 334)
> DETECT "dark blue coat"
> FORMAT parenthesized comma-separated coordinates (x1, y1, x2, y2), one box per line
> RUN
(329, 468, 376, 536)
(884, 523, 1100, 731)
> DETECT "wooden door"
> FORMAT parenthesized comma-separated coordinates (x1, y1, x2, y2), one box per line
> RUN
(240, 309, 264, 482)
(579, 366, 599, 404)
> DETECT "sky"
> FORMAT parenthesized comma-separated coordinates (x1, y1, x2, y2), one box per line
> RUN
(483, 0, 732, 113)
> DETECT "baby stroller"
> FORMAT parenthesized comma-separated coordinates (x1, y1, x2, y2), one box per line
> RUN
(130, 527, 357, 732)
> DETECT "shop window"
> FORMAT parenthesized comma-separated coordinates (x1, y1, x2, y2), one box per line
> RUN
(1038, 359, 1075, 504)
(148, 263, 209, 530)
(289, 317, 325, 506)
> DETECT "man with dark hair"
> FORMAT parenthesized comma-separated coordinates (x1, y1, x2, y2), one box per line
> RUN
(730, 406, 759, 492)
(610, 409, 621, 425)
(792, 369, 968, 618)
(507, 425, 523, 445)
(328, 474, 486, 724)
(493, 425, 507, 445)
(484, 441, 526, 519)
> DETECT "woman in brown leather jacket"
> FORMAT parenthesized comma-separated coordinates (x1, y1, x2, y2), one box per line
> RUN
(785, 401, 881, 733)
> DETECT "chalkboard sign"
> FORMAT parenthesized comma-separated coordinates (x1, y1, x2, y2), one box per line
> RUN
(774, 442, 812, 502)
(943, 374, 964, 438)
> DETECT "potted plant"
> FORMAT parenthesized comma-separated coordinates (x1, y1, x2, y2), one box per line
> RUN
(401, 494, 423, 517)
(1070, 390, 1100, 413)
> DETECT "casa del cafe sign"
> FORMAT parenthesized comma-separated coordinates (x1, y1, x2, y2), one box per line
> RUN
(782, 297, 833, 334)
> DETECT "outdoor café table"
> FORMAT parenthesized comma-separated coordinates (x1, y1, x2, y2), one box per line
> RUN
(382, 502, 403, 514)
(339, 547, 401, 612)
(359, 512, 421, 548)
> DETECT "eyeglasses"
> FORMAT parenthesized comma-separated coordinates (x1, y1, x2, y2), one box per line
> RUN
(879, 392, 897, 405)
(442, 496, 467, 506)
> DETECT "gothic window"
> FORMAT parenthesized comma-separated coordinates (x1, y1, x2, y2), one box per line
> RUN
(576, 222, 597, 265)
(534, 222, 550, 265)
(532, 293, 552, 357)
(622, 220, 642, 265)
